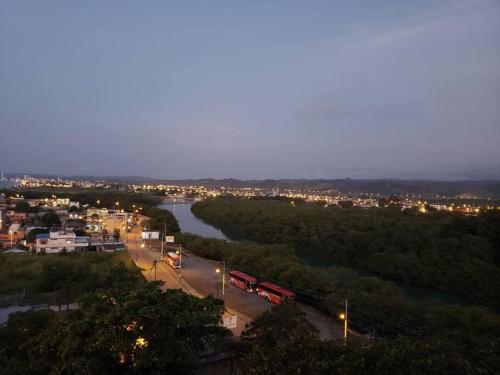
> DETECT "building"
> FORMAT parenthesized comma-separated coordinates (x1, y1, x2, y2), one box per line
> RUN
(0, 230, 25, 248)
(6, 210, 27, 223)
(353, 198, 379, 208)
(35, 231, 89, 254)
(0, 209, 6, 230)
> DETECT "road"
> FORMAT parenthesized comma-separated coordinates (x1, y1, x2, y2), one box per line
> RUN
(114, 217, 364, 341)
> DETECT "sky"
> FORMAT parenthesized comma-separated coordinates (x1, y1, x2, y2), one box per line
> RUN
(1, 0, 499, 180)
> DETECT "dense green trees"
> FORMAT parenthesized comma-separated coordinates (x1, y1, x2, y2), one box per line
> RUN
(177, 232, 500, 372)
(144, 207, 180, 234)
(238, 303, 327, 374)
(39, 211, 61, 227)
(192, 198, 500, 307)
(0, 252, 144, 305)
(25, 228, 49, 242)
(238, 303, 475, 375)
(14, 201, 30, 212)
(0, 284, 230, 374)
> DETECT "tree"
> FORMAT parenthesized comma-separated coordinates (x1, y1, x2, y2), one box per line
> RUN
(26, 228, 49, 242)
(238, 303, 326, 374)
(338, 200, 354, 208)
(40, 212, 61, 227)
(42, 284, 230, 374)
(14, 201, 30, 212)
(145, 208, 180, 233)
(0, 310, 58, 374)
(237, 304, 474, 375)
(387, 195, 400, 205)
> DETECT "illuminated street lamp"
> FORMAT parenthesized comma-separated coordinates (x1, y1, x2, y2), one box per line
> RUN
(339, 299, 348, 345)
(137, 241, 145, 262)
(215, 261, 226, 295)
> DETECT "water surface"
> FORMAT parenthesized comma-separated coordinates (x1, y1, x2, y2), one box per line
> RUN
(159, 202, 228, 240)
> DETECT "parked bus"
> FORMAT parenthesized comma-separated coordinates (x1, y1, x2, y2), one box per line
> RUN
(165, 251, 182, 269)
(258, 281, 295, 304)
(229, 270, 258, 293)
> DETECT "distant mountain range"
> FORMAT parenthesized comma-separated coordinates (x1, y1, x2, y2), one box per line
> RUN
(4, 173, 500, 198)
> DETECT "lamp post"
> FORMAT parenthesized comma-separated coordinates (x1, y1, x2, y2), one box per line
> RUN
(339, 299, 348, 345)
(215, 260, 225, 295)
(137, 241, 145, 263)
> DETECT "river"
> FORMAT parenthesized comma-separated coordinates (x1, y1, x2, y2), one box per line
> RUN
(159, 202, 228, 240)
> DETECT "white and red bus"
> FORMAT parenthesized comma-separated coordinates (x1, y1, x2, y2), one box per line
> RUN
(165, 252, 182, 269)
(258, 281, 296, 304)
(229, 270, 258, 293)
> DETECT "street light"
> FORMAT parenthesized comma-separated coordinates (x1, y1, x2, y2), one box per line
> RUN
(339, 299, 348, 345)
(137, 241, 145, 262)
(215, 261, 225, 295)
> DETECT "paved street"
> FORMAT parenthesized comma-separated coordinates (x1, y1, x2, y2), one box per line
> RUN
(115, 215, 362, 340)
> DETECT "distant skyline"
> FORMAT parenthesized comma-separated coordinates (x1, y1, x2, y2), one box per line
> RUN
(1, 0, 499, 180)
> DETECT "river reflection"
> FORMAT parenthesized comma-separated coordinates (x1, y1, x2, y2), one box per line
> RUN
(159, 202, 228, 240)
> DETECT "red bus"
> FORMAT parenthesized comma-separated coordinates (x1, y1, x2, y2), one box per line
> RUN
(258, 282, 296, 304)
(229, 270, 258, 293)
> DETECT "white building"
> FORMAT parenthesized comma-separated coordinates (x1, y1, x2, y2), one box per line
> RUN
(35, 231, 89, 254)
(354, 198, 379, 208)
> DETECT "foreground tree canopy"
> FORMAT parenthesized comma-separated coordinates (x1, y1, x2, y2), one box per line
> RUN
(239, 303, 475, 375)
(179, 232, 500, 372)
(0, 284, 230, 374)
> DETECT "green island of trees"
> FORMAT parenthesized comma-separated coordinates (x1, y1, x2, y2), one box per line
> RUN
(191, 198, 500, 308)
(0, 252, 143, 307)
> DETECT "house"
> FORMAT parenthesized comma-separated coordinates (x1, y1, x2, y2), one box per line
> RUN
(35, 231, 89, 254)
(0, 230, 25, 248)
(0, 209, 6, 230)
(6, 210, 27, 223)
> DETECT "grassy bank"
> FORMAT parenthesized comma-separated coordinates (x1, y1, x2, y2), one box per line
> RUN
(0, 252, 144, 306)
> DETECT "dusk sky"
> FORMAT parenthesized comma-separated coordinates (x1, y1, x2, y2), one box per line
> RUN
(1, 0, 499, 180)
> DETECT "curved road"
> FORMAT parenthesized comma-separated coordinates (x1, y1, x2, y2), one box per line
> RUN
(117, 219, 364, 341)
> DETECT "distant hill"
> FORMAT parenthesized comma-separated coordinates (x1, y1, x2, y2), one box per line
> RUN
(161, 179, 500, 198)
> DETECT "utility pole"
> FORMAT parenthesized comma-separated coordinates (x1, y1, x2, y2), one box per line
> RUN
(215, 260, 226, 296)
(222, 261, 226, 295)
(161, 233, 164, 257)
(338, 299, 348, 346)
(162, 222, 166, 257)
(344, 299, 348, 346)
